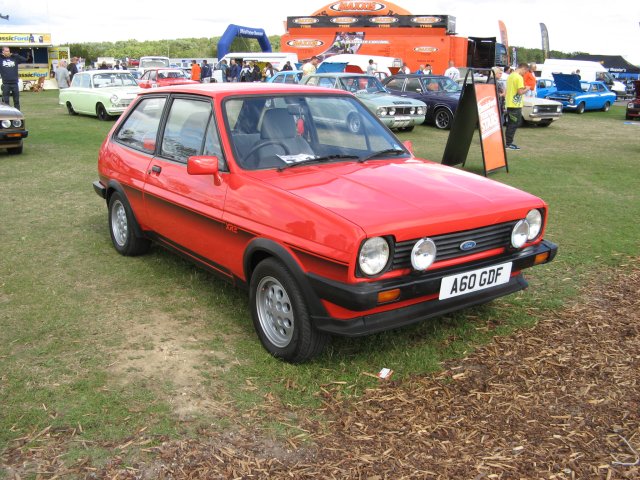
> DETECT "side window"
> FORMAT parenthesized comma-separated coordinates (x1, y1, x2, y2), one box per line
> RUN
(318, 77, 336, 89)
(115, 96, 167, 153)
(273, 75, 284, 83)
(203, 117, 227, 171)
(305, 76, 319, 86)
(406, 78, 422, 92)
(80, 74, 91, 88)
(385, 78, 404, 91)
(160, 98, 212, 163)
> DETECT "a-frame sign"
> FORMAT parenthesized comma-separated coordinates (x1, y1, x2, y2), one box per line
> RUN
(442, 69, 508, 176)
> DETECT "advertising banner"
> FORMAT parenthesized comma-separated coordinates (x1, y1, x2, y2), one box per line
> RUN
(498, 20, 509, 65)
(442, 78, 508, 176)
(540, 23, 550, 59)
(288, 15, 455, 33)
(0, 32, 52, 46)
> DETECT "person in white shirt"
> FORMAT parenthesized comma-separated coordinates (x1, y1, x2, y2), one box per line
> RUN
(444, 60, 460, 81)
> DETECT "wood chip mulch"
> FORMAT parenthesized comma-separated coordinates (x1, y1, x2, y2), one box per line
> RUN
(3, 259, 639, 479)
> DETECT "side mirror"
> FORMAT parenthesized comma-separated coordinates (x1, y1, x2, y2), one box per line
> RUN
(187, 156, 222, 185)
(403, 140, 414, 155)
(139, 82, 151, 89)
(416, 88, 422, 93)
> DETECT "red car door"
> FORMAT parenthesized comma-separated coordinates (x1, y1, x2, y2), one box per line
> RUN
(142, 96, 230, 277)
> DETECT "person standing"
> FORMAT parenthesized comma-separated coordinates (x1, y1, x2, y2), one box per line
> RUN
(1, 47, 28, 111)
(504, 63, 530, 150)
(444, 60, 460, 82)
(301, 56, 319, 77)
(67, 57, 79, 81)
(55, 60, 71, 89)
(523, 62, 537, 97)
(229, 59, 240, 82)
(282, 61, 293, 71)
(201, 60, 211, 83)
(190, 60, 201, 82)
(423, 64, 433, 75)
(366, 59, 377, 75)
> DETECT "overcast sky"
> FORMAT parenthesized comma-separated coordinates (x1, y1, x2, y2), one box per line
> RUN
(2, 0, 639, 65)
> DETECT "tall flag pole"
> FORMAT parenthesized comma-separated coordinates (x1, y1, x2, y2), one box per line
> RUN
(498, 20, 510, 65)
(540, 23, 550, 60)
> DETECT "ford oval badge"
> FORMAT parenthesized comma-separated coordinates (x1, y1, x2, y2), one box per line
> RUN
(460, 240, 477, 251)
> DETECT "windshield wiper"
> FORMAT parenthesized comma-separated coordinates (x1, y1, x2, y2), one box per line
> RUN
(358, 148, 406, 163)
(277, 154, 359, 171)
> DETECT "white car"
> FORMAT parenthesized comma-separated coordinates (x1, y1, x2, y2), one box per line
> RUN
(522, 96, 563, 127)
(59, 70, 140, 120)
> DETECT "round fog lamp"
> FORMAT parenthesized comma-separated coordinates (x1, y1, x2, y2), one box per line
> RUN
(511, 220, 530, 248)
(411, 238, 437, 271)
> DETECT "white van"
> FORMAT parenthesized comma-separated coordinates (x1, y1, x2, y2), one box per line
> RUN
(137, 56, 171, 75)
(539, 59, 625, 97)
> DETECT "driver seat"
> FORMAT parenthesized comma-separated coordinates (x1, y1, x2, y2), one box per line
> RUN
(249, 108, 313, 169)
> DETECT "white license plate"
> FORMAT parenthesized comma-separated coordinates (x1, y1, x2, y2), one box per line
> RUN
(439, 262, 512, 300)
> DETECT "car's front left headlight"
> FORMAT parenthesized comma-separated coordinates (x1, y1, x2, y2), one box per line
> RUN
(556, 105, 562, 113)
(1, 119, 11, 128)
(532, 106, 539, 113)
(359, 237, 390, 276)
(526, 209, 543, 240)
(110, 94, 120, 105)
(11, 119, 23, 127)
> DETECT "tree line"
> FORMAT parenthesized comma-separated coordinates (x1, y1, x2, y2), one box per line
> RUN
(62, 36, 580, 65)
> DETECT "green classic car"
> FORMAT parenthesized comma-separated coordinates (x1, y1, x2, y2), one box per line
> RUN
(301, 73, 426, 132)
(59, 70, 140, 120)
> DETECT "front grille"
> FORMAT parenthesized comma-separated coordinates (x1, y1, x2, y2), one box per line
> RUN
(536, 105, 559, 114)
(391, 106, 417, 115)
(392, 221, 517, 270)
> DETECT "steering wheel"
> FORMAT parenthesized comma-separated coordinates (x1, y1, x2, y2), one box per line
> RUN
(244, 140, 292, 166)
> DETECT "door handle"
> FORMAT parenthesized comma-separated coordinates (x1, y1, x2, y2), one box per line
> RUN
(150, 165, 162, 174)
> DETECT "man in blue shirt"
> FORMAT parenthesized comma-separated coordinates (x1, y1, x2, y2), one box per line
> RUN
(1, 47, 28, 111)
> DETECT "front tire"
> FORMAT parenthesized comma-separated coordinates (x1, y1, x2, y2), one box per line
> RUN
(108, 191, 150, 256)
(66, 102, 78, 115)
(7, 145, 23, 154)
(576, 102, 586, 114)
(97, 103, 110, 121)
(538, 120, 552, 127)
(434, 108, 453, 129)
(398, 125, 415, 132)
(250, 258, 329, 363)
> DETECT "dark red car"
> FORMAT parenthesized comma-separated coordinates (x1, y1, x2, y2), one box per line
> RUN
(137, 68, 199, 89)
(93, 83, 557, 362)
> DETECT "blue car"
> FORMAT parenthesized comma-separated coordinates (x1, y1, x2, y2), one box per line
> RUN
(536, 78, 556, 98)
(546, 74, 616, 113)
(382, 74, 460, 129)
(267, 70, 303, 84)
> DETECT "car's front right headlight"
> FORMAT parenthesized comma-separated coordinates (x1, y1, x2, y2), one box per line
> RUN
(359, 237, 390, 276)
(629, 102, 634, 108)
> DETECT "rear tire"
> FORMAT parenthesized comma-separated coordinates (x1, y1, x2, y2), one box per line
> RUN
(66, 102, 78, 115)
(250, 258, 329, 363)
(108, 191, 150, 256)
(434, 108, 453, 129)
(602, 101, 610, 112)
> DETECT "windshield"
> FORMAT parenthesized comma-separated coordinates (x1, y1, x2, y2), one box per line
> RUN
(140, 58, 170, 69)
(92, 73, 138, 88)
(224, 94, 408, 171)
(337, 76, 386, 94)
(158, 69, 189, 79)
(422, 76, 460, 93)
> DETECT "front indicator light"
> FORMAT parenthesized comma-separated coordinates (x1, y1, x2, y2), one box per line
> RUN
(377, 289, 401, 304)
(534, 252, 550, 265)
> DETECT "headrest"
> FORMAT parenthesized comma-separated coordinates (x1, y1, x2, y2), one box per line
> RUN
(261, 109, 296, 139)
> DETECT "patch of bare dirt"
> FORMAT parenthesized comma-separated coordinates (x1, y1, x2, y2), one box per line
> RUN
(108, 311, 240, 420)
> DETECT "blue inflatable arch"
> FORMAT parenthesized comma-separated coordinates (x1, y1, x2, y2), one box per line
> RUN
(217, 24, 272, 60)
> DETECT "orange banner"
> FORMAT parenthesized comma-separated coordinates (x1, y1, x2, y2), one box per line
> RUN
(475, 84, 507, 173)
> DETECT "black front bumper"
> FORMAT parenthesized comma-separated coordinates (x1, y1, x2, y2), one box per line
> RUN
(309, 240, 558, 336)
(0, 129, 28, 145)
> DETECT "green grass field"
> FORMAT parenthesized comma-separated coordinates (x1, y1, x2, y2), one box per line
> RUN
(1, 90, 638, 471)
